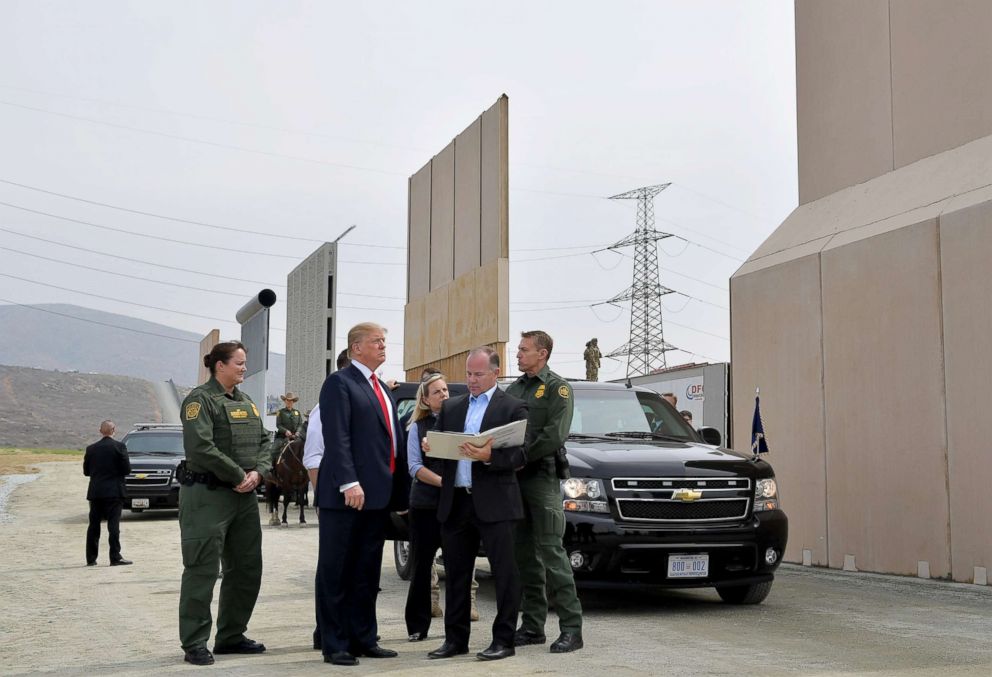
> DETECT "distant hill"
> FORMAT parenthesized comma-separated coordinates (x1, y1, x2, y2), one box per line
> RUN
(0, 303, 285, 390)
(0, 365, 164, 448)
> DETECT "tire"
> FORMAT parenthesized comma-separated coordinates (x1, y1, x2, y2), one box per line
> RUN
(716, 580, 773, 605)
(394, 540, 412, 581)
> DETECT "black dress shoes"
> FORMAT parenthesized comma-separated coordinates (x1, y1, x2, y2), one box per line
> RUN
(428, 641, 469, 659)
(477, 642, 515, 661)
(324, 652, 358, 666)
(353, 644, 397, 658)
(513, 628, 547, 646)
(110, 559, 133, 566)
(184, 647, 215, 666)
(86, 561, 97, 566)
(408, 631, 428, 642)
(549, 632, 584, 653)
(213, 638, 266, 654)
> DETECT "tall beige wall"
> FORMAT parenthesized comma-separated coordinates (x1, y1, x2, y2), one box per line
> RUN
(796, 0, 992, 203)
(733, 1, 992, 583)
(405, 96, 510, 377)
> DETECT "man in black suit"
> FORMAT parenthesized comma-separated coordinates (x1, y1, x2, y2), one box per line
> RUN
(314, 322, 400, 666)
(83, 420, 132, 566)
(426, 347, 528, 662)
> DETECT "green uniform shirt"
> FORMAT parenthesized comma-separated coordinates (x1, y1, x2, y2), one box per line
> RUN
(506, 364, 574, 465)
(181, 377, 272, 485)
(275, 407, 302, 438)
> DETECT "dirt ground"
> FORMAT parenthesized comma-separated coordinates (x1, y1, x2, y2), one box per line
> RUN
(1, 462, 991, 676)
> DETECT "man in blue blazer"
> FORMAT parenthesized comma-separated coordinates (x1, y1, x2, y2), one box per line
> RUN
(315, 322, 400, 666)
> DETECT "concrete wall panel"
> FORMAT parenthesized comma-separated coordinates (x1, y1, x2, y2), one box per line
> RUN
(454, 119, 482, 278)
(430, 142, 455, 291)
(481, 96, 508, 262)
(938, 199, 992, 582)
(890, 1, 992, 168)
(408, 163, 432, 300)
(403, 297, 426, 369)
(820, 220, 949, 576)
(796, 0, 893, 204)
(731, 254, 827, 565)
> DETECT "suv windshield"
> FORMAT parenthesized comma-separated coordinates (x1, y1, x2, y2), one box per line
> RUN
(124, 432, 185, 456)
(571, 389, 696, 442)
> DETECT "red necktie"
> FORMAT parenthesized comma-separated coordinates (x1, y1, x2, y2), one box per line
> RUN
(370, 374, 395, 473)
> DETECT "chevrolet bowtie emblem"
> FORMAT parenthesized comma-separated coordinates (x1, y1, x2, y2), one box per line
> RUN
(135, 473, 147, 479)
(673, 488, 703, 502)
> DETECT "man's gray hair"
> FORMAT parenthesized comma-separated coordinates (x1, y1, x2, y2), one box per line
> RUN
(99, 420, 116, 436)
(467, 346, 500, 370)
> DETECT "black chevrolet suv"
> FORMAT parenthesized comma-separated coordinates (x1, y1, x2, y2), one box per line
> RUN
(391, 380, 788, 604)
(120, 423, 184, 512)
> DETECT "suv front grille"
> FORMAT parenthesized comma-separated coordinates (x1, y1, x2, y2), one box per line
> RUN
(126, 469, 173, 487)
(616, 498, 748, 521)
(611, 477, 751, 523)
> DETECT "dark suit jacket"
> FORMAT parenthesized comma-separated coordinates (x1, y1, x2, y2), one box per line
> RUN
(316, 363, 400, 511)
(435, 388, 528, 523)
(83, 436, 131, 500)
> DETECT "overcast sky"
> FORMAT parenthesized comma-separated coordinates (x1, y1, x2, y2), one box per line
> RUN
(0, 0, 797, 381)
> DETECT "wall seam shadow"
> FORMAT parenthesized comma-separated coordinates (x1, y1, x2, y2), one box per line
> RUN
(934, 216, 953, 579)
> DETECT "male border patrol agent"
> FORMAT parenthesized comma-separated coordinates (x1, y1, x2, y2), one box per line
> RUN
(271, 391, 303, 467)
(506, 330, 584, 653)
(178, 341, 272, 666)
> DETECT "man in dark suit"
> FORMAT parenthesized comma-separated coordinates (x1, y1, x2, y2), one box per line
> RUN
(315, 322, 400, 666)
(426, 347, 528, 662)
(83, 420, 132, 566)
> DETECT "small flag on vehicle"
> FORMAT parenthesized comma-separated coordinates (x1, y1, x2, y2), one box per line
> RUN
(751, 389, 769, 456)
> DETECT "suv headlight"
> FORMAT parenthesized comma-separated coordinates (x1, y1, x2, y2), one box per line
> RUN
(754, 478, 779, 511)
(560, 478, 609, 513)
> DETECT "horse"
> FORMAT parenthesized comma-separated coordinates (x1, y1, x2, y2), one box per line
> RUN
(264, 438, 310, 526)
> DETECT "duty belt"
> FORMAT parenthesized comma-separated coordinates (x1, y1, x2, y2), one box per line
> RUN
(176, 461, 235, 490)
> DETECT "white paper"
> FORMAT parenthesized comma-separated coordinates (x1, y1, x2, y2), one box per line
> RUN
(425, 419, 527, 461)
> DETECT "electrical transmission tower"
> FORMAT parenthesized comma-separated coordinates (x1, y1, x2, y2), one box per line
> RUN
(603, 183, 679, 377)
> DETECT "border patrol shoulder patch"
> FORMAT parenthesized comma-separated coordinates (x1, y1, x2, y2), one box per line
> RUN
(558, 385, 570, 399)
(185, 402, 201, 420)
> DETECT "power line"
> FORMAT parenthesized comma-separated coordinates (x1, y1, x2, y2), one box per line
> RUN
(0, 225, 287, 287)
(0, 98, 406, 177)
(0, 271, 246, 325)
(0, 244, 247, 297)
(0, 295, 200, 344)
(0, 199, 300, 259)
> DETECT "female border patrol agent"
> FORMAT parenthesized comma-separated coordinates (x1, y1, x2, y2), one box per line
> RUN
(178, 341, 272, 666)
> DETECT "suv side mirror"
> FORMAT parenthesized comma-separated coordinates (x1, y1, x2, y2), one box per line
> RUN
(699, 427, 722, 446)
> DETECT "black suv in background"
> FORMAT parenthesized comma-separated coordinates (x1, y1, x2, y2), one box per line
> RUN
(391, 380, 788, 605)
(121, 423, 185, 512)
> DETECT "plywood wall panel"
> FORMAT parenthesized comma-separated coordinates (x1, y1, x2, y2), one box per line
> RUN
(430, 142, 455, 291)
(938, 199, 992, 582)
(730, 254, 827, 565)
(481, 96, 508, 262)
(454, 118, 482, 278)
(820, 220, 949, 576)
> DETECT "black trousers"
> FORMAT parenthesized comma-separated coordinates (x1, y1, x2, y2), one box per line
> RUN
(86, 498, 123, 564)
(316, 507, 387, 655)
(440, 489, 520, 649)
(405, 506, 443, 635)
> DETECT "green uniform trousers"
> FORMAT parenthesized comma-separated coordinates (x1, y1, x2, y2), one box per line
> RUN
(178, 483, 262, 650)
(514, 469, 583, 634)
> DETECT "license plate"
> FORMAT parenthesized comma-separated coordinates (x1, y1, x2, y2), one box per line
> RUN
(131, 498, 150, 509)
(667, 553, 709, 578)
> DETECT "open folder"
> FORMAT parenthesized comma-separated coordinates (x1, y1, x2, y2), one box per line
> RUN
(425, 419, 527, 461)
